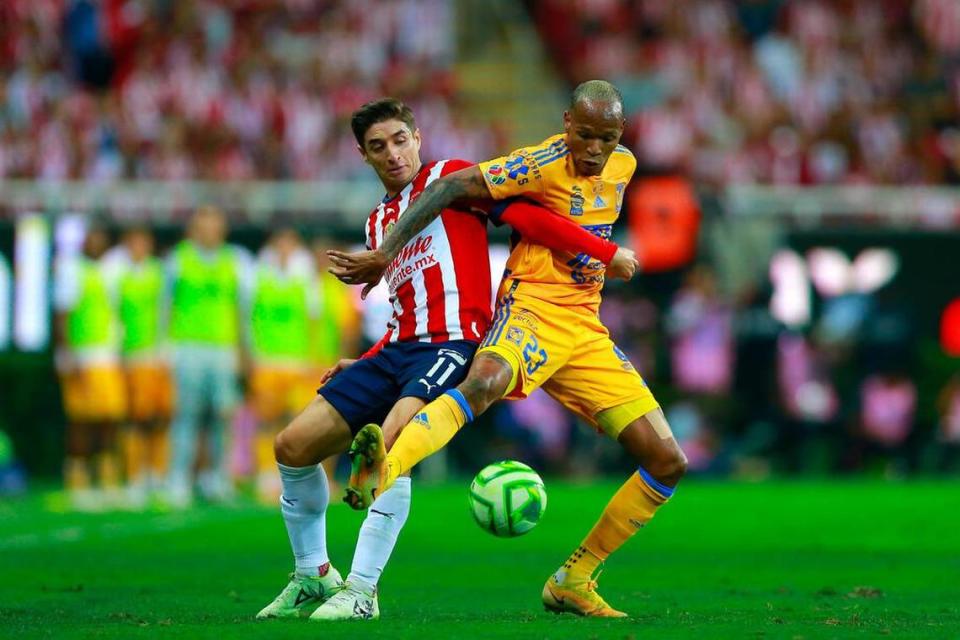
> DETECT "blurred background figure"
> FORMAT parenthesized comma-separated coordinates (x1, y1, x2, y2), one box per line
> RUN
(309, 236, 361, 494)
(165, 206, 249, 507)
(54, 224, 127, 511)
(105, 225, 172, 509)
(247, 226, 317, 503)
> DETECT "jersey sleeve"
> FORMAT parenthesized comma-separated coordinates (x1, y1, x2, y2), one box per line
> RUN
(478, 149, 545, 200)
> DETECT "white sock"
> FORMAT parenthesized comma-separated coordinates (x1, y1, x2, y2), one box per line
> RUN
(348, 476, 412, 592)
(278, 463, 330, 576)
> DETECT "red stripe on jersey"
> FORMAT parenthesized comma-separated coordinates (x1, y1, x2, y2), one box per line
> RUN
(394, 279, 417, 340)
(423, 263, 449, 343)
(440, 208, 492, 342)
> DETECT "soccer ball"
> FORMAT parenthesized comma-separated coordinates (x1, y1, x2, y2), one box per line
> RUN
(468, 460, 547, 537)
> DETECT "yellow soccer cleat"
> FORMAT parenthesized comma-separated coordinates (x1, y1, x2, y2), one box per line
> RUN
(344, 424, 388, 511)
(542, 570, 628, 618)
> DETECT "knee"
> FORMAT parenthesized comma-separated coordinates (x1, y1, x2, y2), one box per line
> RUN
(460, 359, 514, 415)
(459, 375, 502, 416)
(274, 428, 308, 467)
(644, 446, 688, 487)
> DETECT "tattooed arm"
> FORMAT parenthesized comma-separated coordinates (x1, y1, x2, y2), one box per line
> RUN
(327, 166, 491, 297)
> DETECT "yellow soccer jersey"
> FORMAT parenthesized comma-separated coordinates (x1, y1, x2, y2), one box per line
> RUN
(478, 134, 636, 308)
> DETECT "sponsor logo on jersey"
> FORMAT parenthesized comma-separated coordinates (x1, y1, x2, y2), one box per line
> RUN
(593, 194, 606, 208)
(505, 156, 529, 180)
(386, 235, 437, 289)
(485, 164, 506, 185)
(569, 186, 585, 217)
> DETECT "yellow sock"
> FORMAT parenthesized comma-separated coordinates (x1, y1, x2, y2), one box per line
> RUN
(122, 428, 146, 484)
(564, 469, 674, 582)
(384, 390, 472, 486)
(64, 456, 90, 491)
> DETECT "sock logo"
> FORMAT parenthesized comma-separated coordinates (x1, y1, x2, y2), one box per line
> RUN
(628, 518, 647, 530)
(413, 412, 431, 429)
(281, 496, 298, 507)
(370, 508, 395, 519)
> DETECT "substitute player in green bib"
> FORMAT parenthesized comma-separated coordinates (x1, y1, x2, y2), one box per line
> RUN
(165, 205, 250, 507)
(248, 226, 319, 503)
(105, 226, 174, 508)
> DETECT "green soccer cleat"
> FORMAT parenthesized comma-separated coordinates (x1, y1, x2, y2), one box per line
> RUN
(256, 565, 344, 619)
(344, 424, 387, 511)
(309, 582, 380, 621)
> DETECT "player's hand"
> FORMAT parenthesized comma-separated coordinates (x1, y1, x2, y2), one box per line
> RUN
(606, 247, 640, 281)
(327, 249, 390, 299)
(320, 359, 357, 384)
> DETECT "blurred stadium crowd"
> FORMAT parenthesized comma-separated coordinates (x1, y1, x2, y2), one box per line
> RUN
(0, 0, 499, 182)
(0, 0, 959, 503)
(534, 0, 960, 185)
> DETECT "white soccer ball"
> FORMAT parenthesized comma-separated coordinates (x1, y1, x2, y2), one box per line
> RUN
(468, 460, 547, 537)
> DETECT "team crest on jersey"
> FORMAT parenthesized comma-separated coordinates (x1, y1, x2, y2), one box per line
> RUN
(569, 186, 584, 217)
(485, 164, 506, 185)
(505, 326, 525, 346)
(505, 156, 529, 180)
(615, 182, 626, 213)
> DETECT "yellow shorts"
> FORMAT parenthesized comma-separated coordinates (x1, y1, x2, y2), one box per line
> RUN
(125, 363, 174, 423)
(478, 288, 659, 439)
(61, 365, 128, 423)
(250, 366, 315, 423)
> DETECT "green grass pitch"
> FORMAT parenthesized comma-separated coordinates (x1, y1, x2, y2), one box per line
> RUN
(1, 480, 958, 639)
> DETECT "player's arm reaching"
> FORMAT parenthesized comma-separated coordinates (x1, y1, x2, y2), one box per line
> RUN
(328, 166, 638, 296)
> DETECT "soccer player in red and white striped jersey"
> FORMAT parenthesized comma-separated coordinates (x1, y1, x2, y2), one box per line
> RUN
(258, 98, 636, 622)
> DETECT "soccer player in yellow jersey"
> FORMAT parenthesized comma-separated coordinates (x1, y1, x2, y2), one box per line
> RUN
(330, 80, 687, 618)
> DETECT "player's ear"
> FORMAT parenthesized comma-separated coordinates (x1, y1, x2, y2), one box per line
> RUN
(357, 144, 370, 164)
(413, 128, 422, 151)
(563, 110, 572, 132)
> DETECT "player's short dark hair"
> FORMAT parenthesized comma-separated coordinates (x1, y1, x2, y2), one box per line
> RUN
(350, 98, 417, 147)
(570, 80, 624, 111)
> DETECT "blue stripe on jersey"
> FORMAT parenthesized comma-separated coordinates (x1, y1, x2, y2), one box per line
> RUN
(637, 466, 674, 499)
(488, 295, 514, 346)
(537, 150, 570, 167)
(445, 389, 474, 422)
(481, 301, 509, 348)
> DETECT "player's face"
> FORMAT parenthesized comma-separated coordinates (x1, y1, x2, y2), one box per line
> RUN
(360, 120, 422, 193)
(83, 229, 110, 259)
(272, 229, 300, 261)
(563, 100, 624, 177)
(192, 211, 226, 249)
(124, 230, 153, 261)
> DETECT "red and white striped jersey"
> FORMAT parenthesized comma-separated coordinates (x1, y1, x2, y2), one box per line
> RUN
(365, 159, 491, 346)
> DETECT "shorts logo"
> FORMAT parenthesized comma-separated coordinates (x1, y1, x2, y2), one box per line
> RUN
(485, 164, 506, 185)
(505, 326, 525, 346)
(418, 379, 438, 394)
(569, 186, 584, 217)
(505, 156, 529, 180)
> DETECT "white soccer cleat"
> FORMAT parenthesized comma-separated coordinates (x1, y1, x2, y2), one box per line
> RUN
(256, 565, 344, 619)
(308, 582, 379, 621)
